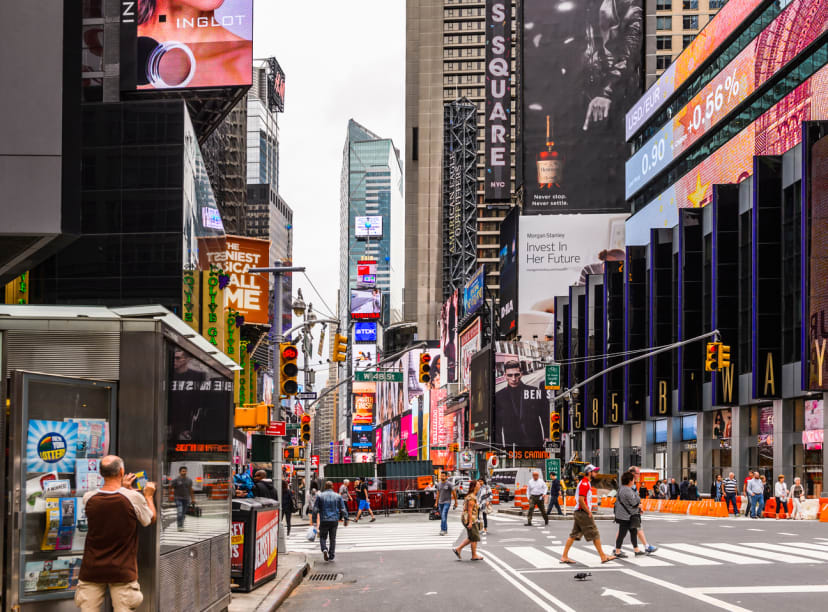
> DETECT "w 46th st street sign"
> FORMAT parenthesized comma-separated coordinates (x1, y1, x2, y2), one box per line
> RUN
(545, 364, 561, 390)
(354, 371, 403, 383)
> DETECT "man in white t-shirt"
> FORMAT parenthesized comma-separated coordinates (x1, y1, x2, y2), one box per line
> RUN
(560, 464, 615, 564)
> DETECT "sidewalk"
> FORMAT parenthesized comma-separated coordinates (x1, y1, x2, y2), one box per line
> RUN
(228, 551, 309, 612)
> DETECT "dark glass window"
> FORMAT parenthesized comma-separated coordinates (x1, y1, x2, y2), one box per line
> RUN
(122, 146, 183, 190)
(683, 0, 698, 10)
(782, 182, 802, 364)
(121, 233, 181, 277)
(657, 36, 672, 50)
(657, 0, 672, 9)
(82, 147, 122, 191)
(657, 55, 672, 70)
(122, 189, 183, 233)
(683, 15, 699, 30)
(81, 191, 121, 234)
(657, 16, 672, 30)
(55, 235, 122, 278)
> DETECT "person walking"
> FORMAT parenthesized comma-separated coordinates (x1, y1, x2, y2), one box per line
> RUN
(525, 470, 549, 526)
(452, 480, 484, 561)
(170, 466, 193, 531)
(281, 480, 294, 536)
(710, 474, 723, 502)
(339, 479, 352, 517)
(297, 477, 306, 518)
(723, 472, 739, 516)
(560, 465, 616, 565)
(312, 482, 348, 562)
(613, 471, 643, 558)
(747, 472, 764, 518)
(477, 477, 493, 535)
(74, 455, 156, 611)
(789, 477, 806, 520)
(547, 472, 564, 516)
(774, 474, 789, 519)
(252, 470, 277, 499)
(353, 476, 376, 523)
(434, 472, 457, 535)
(626, 466, 657, 554)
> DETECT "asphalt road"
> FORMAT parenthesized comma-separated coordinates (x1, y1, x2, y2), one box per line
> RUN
(282, 508, 828, 611)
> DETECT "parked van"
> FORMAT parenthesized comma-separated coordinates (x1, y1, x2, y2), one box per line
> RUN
(490, 467, 535, 497)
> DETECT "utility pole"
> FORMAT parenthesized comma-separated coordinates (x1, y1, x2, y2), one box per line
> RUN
(250, 265, 305, 554)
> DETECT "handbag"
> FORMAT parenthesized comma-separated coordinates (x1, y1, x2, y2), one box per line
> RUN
(186, 501, 202, 517)
(306, 526, 317, 542)
(428, 508, 441, 520)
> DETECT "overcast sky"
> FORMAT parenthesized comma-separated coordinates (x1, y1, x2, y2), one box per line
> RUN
(253, 1, 405, 379)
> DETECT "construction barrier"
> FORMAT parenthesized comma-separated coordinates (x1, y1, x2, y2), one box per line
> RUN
(818, 500, 828, 522)
(492, 489, 500, 505)
(513, 487, 529, 510)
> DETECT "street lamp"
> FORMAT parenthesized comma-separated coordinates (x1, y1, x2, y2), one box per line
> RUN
(292, 289, 307, 318)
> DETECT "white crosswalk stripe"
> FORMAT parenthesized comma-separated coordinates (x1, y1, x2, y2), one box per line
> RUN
(711, 542, 810, 563)
(285, 520, 469, 553)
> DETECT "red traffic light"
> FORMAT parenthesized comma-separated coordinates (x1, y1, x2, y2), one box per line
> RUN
(420, 353, 431, 363)
(301, 414, 311, 424)
(282, 345, 299, 359)
(550, 413, 561, 422)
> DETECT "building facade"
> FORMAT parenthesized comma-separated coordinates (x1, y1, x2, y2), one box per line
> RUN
(405, 0, 518, 339)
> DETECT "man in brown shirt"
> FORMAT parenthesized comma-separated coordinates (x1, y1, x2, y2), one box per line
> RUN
(75, 455, 156, 611)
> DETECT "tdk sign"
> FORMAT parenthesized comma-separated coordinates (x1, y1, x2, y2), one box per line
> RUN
(354, 322, 377, 343)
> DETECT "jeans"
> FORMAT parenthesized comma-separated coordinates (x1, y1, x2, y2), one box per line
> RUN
(724, 492, 738, 515)
(547, 496, 563, 515)
(438, 502, 450, 532)
(319, 521, 338, 558)
(749, 493, 763, 517)
(527, 495, 548, 524)
(175, 498, 188, 528)
(481, 511, 488, 529)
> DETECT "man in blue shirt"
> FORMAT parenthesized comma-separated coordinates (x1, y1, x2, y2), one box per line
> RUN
(312, 482, 349, 561)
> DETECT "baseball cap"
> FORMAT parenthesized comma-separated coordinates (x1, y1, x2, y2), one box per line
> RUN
(584, 464, 599, 473)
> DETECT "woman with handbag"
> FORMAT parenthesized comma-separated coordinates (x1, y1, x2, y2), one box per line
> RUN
(789, 477, 806, 520)
(477, 477, 493, 535)
(452, 480, 484, 561)
(613, 471, 643, 558)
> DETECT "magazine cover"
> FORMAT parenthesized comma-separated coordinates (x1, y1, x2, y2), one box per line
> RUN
(66, 419, 109, 458)
(75, 458, 102, 492)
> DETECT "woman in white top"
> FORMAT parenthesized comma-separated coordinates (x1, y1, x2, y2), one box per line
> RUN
(773, 475, 788, 519)
(788, 477, 806, 520)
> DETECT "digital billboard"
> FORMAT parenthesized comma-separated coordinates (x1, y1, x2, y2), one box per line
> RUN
(522, 0, 642, 214)
(354, 321, 377, 344)
(350, 288, 382, 320)
(356, 260, 377, 287)
(463, 265, 485, 316)
(484, 0, 511, 202)
(469, 346, 492, 444)
(352, 424, 373, 449)
(352, 344, 377, 374)
(223, 235, 269, 325)
(626, 0, 828, 199)
(355, 216, 383, 238)
(518, 214, 626, 340)
(805, 129, 828, 390)
(626, 62, 828, 246)
(268, 57, 285, 113)
(401, 413, 418, 458)
(352, 393, 374, 425)
(459, 318, 482, 393)
(120, 0, 253, 91)
(499, 207, 518, 336)
(440, 290, 459, 384)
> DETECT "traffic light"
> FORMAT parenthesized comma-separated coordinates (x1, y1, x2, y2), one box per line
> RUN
(234, 402, 269, 428)
(449, 443, 459, 453)
(718, 344, 731, 370)
(331, 333, 348, 362)
(550, 409, 562, 442)
(705, 342, 721, 372)
(419, 353, 431, 383)
(280, 343, 299, 396)
(301, 414, 311, 443)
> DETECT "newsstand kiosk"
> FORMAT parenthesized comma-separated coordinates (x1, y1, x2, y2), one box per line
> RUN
(0, 305, 239, 611)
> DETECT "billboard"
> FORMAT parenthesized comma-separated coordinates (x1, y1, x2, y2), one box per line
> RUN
(484, 0, 511, 202)
(352, 344, 377, 374)
(805, 130, 828, 391)
(120, 0, 253, 91)
(626, 62, 828, 246)
(356, 260, 377, 287)
(440, 290, 459, 384)
(518, 214, 627, 340)
(459, 318, 482, 393)
(522, 0, 642, 214)
(469, 346, 492, 443)
(463, 265, 485, 316)
(267, 57, 285, 113)
(401, 413, 418, 458)
(355, 216, 383, 238)
(625, 0, 764, 139)
(350, 288, 382, 320)
(626, 0, 828, 199)
(354, 321, 377, 344)
(494, 341, 552, 449)
(499, 207, 518, 336)
(224, 235, 269, 325)
(352, 393, 374, 425)
(352, 424, 373, 449)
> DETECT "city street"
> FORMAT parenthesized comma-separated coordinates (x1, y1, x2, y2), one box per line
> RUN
(283, 510, 828, 611)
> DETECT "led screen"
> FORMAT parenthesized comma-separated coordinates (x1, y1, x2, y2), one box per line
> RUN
(805, 131, 828, 390)
(354, 322, 377, 343)
(355, 216, 383, 238)
(356, 260, 377, 287)
(350, 288, 382, 320)
(351, 424, 373, 449)
(121, 0, 253, 91)
(626, 0, 828, 199)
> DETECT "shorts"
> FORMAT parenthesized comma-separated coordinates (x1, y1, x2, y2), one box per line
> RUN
(465, 522, 481, 543)
(569, 509, 600, 542)
(358, 499, 371, 511)
(75, 580, 143, 611)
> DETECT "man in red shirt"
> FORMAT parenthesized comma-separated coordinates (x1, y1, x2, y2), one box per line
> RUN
(74, 455, 157, 611)
(560, 464, 615, 564)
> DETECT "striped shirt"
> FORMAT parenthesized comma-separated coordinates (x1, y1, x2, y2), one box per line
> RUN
(722, 477, 739, 495)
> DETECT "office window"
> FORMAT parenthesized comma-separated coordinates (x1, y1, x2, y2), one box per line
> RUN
(683, 0, 698, 9)
(709, 0, 726, 8)
(683, 15, 699, 30)
(657, 55, 672, 70)
(656, 0, 671, 9)
(683, 35, 695, 48)
(657, 36, 672, 51)
(657, 16, 672, 30)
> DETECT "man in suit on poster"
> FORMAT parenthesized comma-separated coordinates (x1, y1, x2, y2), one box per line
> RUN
(495, 361, 548, 447)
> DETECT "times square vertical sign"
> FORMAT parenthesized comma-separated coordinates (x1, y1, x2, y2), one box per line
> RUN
(485, 1, 511, 202)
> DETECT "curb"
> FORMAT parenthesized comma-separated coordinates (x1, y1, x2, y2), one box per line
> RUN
(257, 556, 310, 611)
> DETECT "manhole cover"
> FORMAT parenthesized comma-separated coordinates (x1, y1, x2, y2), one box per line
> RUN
(307, 572, 342, 583)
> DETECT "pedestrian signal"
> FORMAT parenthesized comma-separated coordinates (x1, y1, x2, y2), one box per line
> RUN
(280, 343, 299, 396)
(705, 342, 721, 372)
(718, 344, 731, 370)
(419, 353, 431, 383)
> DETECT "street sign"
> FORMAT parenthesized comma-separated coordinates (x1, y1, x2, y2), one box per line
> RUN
(354, 371, 403, 382)
(545, 364, 561, 390)
(296, 392, 317, 400)
(266, 421, 286, 436)
(545, 458, 561, 481)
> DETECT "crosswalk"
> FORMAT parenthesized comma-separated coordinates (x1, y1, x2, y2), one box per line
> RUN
(505, 540, 828, 570)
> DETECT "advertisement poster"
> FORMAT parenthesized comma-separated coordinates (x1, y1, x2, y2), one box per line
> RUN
(440, 290, 459, 384)
(803, 399, 824, 450)
(350, 288, 382, 320)
(499, 208, 519, 336)
(352, 393, 374, 425)
(522, 0, 642, 213)
(27, 421, 79, 474)
(352, 344, 377, 374)
(352, 424, 373, 449)
(519, 214, 626, 340)
(222, 235, 270, 325)
(459, 318, 482, 392)
(230, 521, 244, 572)
(493, 341, 552, 448)
(121, 0, 253, 91)
(401, 413, 418, 458)
(66, 419, 109, 458)
(253, 508, 279, 583)
(712, 408, 733, 448)
(354, 321, 377, 343)
(484, 0, 511, 202)
(463, 266, 485, 316)
(806, 132, 828, 391)
(469, 346, 492, 444)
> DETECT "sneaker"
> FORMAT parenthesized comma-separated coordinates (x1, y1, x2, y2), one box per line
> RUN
(646, 546, 658, 554)
(323, 549, 329, 561)
(329, 555, 335, 561)
(440, 531, 446, 536)
(370, 518, 376, 523)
